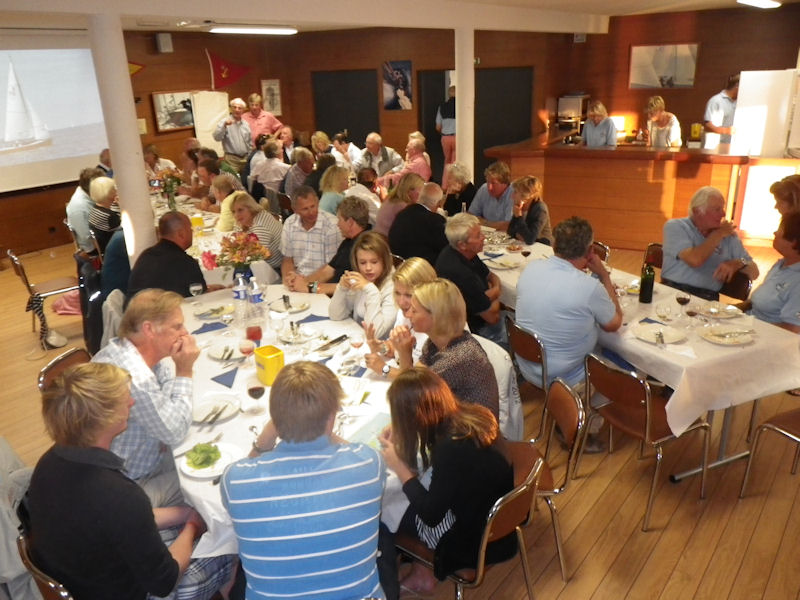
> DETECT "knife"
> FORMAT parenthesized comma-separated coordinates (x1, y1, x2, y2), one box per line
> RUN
(315, 334, 348, 353)
(204, 405, 227, 429)
(197, 405, 221, 425)
(282, 294, 292, 310)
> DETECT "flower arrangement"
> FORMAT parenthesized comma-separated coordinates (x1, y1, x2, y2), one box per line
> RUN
(159, 168, 184, 210)
(202, 232, 271, 272)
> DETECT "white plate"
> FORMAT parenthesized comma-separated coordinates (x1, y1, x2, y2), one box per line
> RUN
(207, 342, 246, 362)
(485, 257, 521, 270)
(700, 303, 743, 319)
(632, 323, 686, 344)
(194, 305, 234, 320)
(179, 442, 240, 479)
(192, 393, 240, 423)
(278, 326, 319, 345)
(699, 325, 754, 346)
(269, 300, 311, 314)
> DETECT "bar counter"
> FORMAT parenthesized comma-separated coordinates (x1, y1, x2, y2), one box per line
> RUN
(485, 138, 751, 251)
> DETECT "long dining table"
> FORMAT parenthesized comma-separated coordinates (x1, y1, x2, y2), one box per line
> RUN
(173, 286, 398, 558)
(484, 245, 800, 476)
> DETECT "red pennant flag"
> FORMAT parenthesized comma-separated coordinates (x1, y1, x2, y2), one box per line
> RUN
(205, 49, 250, 89)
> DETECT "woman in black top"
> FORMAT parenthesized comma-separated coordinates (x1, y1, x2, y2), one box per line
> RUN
(507, 175, 554, 246)
(442, 162, 476, 216)
(379, 367, 514, 595)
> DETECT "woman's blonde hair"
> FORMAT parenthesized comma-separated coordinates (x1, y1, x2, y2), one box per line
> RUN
(311, 130, 332, 152)
(386, 173, 424, 205)
(350, 231, 393, 289)
(587, 100, 608, 118)
(89, 176, 117, 205)
(231, 192, 264, 217)
(211, 174, 236, 195)
(42, 362, 131, 447)
(413, 278, 466, 340)
(388, 367, 499, 470)
(770, 174, 800, 213)
(646, 95, 666, 116)
(445, 163, 471, 187)
(320, 165, 349, 194)
(393, 257, 437, 290)
(511, 175, 542, 203)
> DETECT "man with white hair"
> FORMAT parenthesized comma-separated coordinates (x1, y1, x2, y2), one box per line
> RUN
(354, 132, 404, 176)
(378, 137, 432, 188)
(662, 186, 758, 300)
(389, 181, 448, 265)
(212, 97, 252, 173)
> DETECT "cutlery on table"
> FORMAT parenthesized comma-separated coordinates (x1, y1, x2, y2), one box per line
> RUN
(174, 432, 223, 458)
(709, 329, 755, 338)
(656, 329, 666, 348)
(314, 334, 348, 353)
(197, 405, 221, 425)
(204, 405, 227, 430)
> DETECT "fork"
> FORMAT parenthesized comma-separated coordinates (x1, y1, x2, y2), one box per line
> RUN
(174, 432, 223, 458)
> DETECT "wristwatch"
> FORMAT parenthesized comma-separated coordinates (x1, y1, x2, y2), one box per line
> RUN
(381, 364, 391, 378)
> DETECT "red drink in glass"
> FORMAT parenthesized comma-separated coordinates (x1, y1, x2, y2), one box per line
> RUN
(246, 326, 262, 343)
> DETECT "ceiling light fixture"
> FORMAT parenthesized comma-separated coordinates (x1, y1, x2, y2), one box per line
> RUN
(736, 0, 781, 8)
(209, 25, 297, 35)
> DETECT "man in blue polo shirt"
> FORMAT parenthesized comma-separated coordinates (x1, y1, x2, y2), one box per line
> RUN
(468, 161, 514, 231)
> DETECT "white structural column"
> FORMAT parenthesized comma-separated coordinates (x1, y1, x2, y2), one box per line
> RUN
(454, 27, 475, 182)
(88, 13, 156, 265)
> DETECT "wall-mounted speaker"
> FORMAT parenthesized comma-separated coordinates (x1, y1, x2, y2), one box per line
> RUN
(156, 33, 173, 54)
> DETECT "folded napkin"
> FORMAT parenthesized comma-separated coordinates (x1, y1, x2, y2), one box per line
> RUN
(297, 314, 330, 325)
(483, 251, 504, 259)
(211, 368, 238, 388)
(191, 322, 228, 335)
(352, 366, 367, 378)
(639, 317, 664, 326)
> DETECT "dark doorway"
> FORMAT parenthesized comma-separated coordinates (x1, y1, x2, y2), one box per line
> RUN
(312, 70, 379, 145)
(418, 70, 447, 185)
(474, 67, 533, 185)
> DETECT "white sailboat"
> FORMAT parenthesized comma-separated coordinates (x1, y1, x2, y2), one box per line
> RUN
(1, 60, 52, 153)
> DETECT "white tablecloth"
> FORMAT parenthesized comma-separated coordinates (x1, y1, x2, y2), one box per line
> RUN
(481, 242, 554, 308)
(176, 287, 397, 557)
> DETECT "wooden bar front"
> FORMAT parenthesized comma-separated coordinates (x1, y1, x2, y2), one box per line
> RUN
(486, 140, 749, 251)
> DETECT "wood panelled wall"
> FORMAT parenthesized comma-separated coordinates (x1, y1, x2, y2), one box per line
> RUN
(544, 4, 800, 140)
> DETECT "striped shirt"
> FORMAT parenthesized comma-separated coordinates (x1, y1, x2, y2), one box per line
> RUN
(221, 436, 386, 600)
(236, 210, 284, 270)
(281, 211, 342, 276)
(91, 337, 193, 480)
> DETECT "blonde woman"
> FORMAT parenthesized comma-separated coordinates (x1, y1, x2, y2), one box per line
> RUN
(364, 257, 437, 378)
(329, 232, 396, 338)
(644, 95, 682, 148)
(310, 130, 333, 159)
(212, 174, 239, 232)
(318, 165, 350, 216)
(581, 100, 617, 148)
(231, 193, 283, 270)
(507, 175, 554, 245)
(375, 172, 425, 235)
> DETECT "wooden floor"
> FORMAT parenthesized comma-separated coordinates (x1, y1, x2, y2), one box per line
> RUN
(2, 243, 799, 600)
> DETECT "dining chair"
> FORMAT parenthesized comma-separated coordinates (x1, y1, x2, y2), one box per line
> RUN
(391, 254, 405, 268)
(63, 218, 80, 253)
(74, 252, 104, 355)
(16, 534, 74, 599)
(394, 449, 544, 600)
(505, 315, 549, 443)
(87, 228, 104, 265)
(591, 240, 611, 263)
(38, 347, 91, 392)
(7, 249, 79, 334)
(739, 408, 800, 498)
(276, 192, 293, 221)
(719, 270, 752, 301)
(644, 242, 663, 269)
(578, 353, 710, 531)
(474, 334, 524, 441)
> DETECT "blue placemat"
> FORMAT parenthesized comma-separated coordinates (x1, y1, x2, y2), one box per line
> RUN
(211, 367, 238, 388)
(352, 366, 367, 378)
(484, 251, 504, 259)
(297, 314, 330, 325)
(639, 317, 664, 325)
(192, 322, 228, 335)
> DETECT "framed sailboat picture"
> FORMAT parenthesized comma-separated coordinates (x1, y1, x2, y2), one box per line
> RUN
(152, 91, 195, 132)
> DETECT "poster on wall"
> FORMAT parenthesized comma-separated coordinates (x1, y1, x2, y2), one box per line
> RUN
(261, 79, 282, 116)
(152, 91, 195, 132)
(382, 61, 412, 110)
(629, 44, 698, 89)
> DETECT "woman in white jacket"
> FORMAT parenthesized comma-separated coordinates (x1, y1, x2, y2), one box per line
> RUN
(329, 231, 396, 338)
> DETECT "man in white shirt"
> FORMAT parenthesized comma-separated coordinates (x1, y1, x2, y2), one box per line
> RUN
(703, 74, 739, 150)
(354, 132, 404, 176)
(331, 132, 362, 170)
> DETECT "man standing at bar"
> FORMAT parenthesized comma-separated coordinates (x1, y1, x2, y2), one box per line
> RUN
(702, 74, 739, 150)
(213, 97, 252, 173)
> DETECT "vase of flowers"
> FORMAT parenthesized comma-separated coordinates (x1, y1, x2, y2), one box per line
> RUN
(201, 232, 271, 278)
(160, 168, 183, 211)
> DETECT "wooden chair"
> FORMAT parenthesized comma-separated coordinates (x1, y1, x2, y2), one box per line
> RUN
(534, 378, 586, 580)
(740, 408, 800, 497)
(506, 315, 549, 443)
(276, 192, 293, 221)
(578, 353, 710, 531)
(395, 448, 544, 600)
(591, 240, 611, 262)
(7, 249, 79, 333)
(38, 347, 91, 392)
(644, 242, 663, 269)
(87, 228, 104, 265)
(719, 270, 752, 301)
(16, 534, 74, 600)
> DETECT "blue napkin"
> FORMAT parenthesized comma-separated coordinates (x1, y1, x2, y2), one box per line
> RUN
(317, 356, 333, 365)
(297, 314, 330, 325)
(211, 368, 238, 388)
(639, 317, 664, 325)
(191, 322, 228, 335)
(483, 251, 504, 259)
(352, 366, 367, 378)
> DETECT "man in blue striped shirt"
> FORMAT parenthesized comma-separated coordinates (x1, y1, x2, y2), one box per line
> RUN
(221, 361, 386, 599)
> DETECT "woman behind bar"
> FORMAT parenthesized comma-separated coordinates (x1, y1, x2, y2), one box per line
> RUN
(581, 100, 617, 148)
(644, 95, 682, 148)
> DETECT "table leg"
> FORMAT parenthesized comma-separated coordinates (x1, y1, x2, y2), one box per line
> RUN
(669, 406, 750, 483)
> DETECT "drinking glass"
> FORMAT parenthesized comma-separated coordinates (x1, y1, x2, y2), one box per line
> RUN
(655, 303, 672, 321)
(269, 312, 287, 341)
(238, 339, 256, 365)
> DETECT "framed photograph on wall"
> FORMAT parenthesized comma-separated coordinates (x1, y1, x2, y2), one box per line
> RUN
(261, 79, 282, 116)
(382, 61, 412, 110)
(152, 91, 195, 132)
(629, 44, 698, 89)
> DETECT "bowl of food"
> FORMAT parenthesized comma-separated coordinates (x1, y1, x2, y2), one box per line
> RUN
(507, 243, 523, 252)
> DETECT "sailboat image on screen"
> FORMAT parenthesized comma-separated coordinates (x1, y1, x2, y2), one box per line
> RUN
(1, 61, 52, 153)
